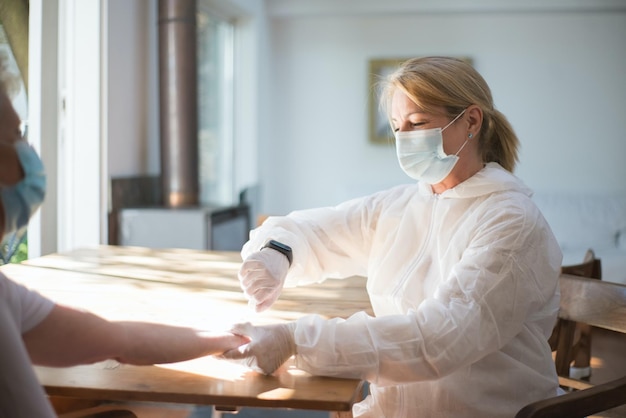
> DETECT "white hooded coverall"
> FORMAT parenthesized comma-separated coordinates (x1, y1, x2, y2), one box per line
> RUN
(243, 163, 563, 418)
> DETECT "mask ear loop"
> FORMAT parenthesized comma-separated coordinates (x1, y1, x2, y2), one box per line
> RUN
(441, 108, 471, 157)
(454, 135, 471, 157)
(441, 108, 467, 132)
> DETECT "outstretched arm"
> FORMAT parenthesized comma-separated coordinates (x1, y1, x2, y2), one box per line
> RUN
(23, 304, 249, 367)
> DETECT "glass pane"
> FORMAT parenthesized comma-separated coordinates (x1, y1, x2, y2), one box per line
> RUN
(0, 25, 27, 120)
(196, 11, 234, 206)
(0, 24, 29, 264)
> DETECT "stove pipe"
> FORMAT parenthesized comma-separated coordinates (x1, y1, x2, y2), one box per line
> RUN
(158, 0, 199, 207)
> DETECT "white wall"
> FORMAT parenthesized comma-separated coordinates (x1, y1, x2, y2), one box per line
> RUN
(260, 5, 626, 215)
(103, 0, 626, 219)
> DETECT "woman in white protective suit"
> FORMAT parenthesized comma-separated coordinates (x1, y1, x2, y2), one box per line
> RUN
(223, 56, 563, 417)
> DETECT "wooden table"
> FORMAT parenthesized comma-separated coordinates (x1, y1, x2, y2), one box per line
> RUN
(3, 246, 373, 417)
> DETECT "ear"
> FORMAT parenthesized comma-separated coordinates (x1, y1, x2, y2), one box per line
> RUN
(465, 104, 483, 138)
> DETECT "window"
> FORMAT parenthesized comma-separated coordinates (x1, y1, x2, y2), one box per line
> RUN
(0, 24, 29, 264)
(196, 8, 235, 206)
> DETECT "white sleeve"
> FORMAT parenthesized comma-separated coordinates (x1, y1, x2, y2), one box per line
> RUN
(0, 301, 56, 418)
(241, 189, 403, 286)
(292, 203, 561, 386)
(0, 272, 55, 333)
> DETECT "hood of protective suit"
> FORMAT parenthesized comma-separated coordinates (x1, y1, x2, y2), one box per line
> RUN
(418, 162, 534, 199)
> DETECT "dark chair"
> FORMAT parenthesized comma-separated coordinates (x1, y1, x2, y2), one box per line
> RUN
(516, 274, 626, 418)
(549, 249, 601, 379)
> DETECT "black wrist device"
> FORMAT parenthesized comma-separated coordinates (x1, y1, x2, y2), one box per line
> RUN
(261, 239, 293, 266)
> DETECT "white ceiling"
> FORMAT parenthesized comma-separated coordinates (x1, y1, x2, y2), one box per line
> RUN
(266, 0, 626, 17)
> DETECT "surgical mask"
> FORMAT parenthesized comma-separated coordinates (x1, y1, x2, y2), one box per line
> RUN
(395, 109, 469, 184)
(1, 139, 47, 242)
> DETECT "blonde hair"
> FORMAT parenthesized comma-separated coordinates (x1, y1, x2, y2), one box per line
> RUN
(380, 56, 519, 172)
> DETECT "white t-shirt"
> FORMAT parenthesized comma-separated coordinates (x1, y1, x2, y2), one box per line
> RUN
(0, 271, 56, 418)
(0, 271, 55, 332)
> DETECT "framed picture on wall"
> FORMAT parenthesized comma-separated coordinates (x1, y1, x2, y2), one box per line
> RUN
(368, 58, 408, 145)
(368, 56, 473, 145)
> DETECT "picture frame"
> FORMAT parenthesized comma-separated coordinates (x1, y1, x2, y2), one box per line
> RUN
(368, 58, 408, 145)
(367, 57, 473, 145)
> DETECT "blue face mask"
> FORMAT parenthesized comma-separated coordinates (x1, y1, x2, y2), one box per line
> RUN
(1, 139, 47, 242)
(395, 109, 469, 184)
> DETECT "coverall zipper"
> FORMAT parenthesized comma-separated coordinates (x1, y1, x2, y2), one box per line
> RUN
(391, 195, 439, 300)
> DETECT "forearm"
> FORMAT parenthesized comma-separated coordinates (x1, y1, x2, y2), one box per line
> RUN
(24, 305, 247, 367)
(245, 205, 371, 286)
(115, 322, 248, 365)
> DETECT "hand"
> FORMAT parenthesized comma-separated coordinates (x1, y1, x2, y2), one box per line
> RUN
(220, 322, 296, 375)
(239, 249, 290, 312)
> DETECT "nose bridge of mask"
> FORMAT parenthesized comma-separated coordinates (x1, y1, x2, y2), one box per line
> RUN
(395, 129, 443, 154)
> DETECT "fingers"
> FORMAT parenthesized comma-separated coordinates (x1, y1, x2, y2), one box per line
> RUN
(220, 344, 284, 375)
(219, 322, 296, 375)
(219, 322, 256, 363)
(230, 322, 255, 337)
(250, 285, 280, 309)
(248, 296, 275, 313)
(240, 279, 277, 309)
(238, 262, 282, 310)
(254, 297, 276, 313)
(219, 348, 261, 372)
(238, 249, 290, 312)
(238, 259, 267, 281)
(228, 333, 251, 348)
(240, 273, 278, 297)
(220, 345, 248, 360)
(238, 259, 276, 290)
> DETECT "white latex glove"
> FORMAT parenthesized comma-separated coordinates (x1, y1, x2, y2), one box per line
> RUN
(238, 249, 290, 312)
(220, 322, 296, 375)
